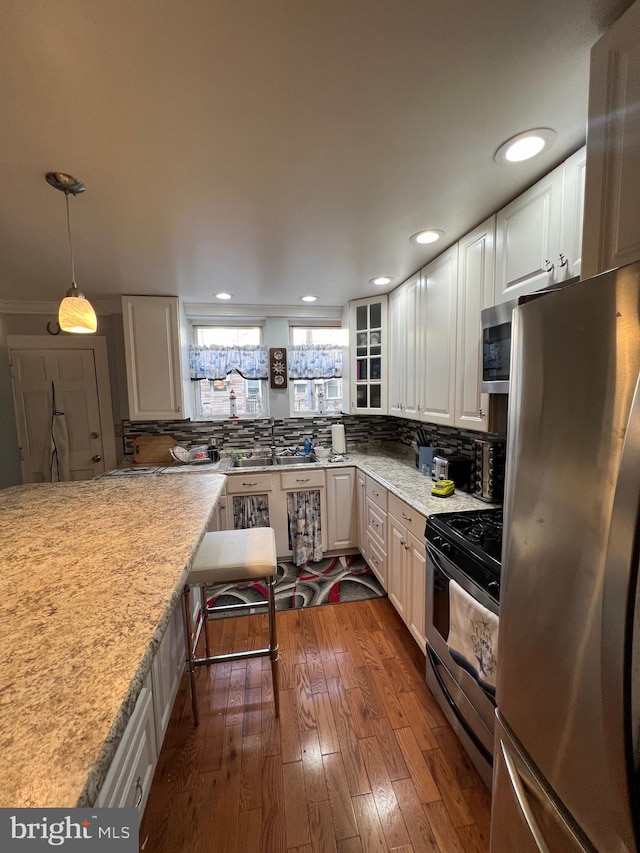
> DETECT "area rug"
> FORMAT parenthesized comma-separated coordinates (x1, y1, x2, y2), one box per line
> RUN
(205, 554, 386, 614)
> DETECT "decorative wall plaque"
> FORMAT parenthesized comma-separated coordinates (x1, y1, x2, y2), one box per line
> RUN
(269, 347, 288, 389)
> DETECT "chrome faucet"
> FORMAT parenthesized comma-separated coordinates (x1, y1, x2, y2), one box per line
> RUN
(269, 417, 276, 460)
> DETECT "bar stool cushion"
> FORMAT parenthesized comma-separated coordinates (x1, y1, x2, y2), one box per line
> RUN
(188, 527, 277, 587)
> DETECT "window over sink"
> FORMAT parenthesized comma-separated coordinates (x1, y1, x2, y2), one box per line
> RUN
(289, 325, 344, 416)
(191, 325, 268, 418)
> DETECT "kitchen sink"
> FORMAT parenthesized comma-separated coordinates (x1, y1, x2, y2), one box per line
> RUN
(274, 455, 317, 464)
(230, 454, 318, 468)
(231, 456, 274, 468)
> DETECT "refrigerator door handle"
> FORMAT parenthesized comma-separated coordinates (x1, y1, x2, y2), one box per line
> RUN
(500, 739, 551, 853)
(601, 372, 640, 850)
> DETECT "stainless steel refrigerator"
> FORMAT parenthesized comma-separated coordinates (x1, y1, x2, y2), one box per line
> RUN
(491, 261, 640, 852)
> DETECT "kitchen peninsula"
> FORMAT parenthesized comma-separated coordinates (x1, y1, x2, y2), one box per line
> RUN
(0, 473, 226, 809)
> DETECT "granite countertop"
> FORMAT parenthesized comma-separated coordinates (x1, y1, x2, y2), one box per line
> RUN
(222, 450, 493, 516)
(0, 474, 226, 809)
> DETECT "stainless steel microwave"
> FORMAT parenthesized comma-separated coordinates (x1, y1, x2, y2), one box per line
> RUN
(481, 299, 518, 393)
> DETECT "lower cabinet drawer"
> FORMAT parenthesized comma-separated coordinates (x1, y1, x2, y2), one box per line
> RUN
(226, 473, 273, 493)
(96, 673, 157, 813)
(367, 535, 387, 589)
(365, 475, 387, 510)
(388, 492, 426, 540)
(366, 498, 387, 550)
(280, 469, 325, 490)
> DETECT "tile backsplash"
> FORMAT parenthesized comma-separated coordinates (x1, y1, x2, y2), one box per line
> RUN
(122, 415, 505, 459)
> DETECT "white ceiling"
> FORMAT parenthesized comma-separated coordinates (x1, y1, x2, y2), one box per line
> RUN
(0, 0, 633, 311)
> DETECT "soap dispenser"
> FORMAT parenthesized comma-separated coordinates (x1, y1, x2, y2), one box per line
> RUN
(303, 437, 313, 455)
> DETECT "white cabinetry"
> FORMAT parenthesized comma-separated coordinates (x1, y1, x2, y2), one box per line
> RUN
(96, 673, 157, 812)
(325, 467, 357, 551)
(388, 275, 421, 419)
(225, 472, 276, 544)
(455, 218, 495, 430)
(151, 604, 185, 754)
(363, 476, 388, 587)
(582, 0, 640, 278)
(420, 244, 458, 426)
(494, 147, 586, 304)
(349, 296, 387, 415)
(388, 494, 427, 652)
(122, 295, 192, 421)
(280, 468, 327, 557)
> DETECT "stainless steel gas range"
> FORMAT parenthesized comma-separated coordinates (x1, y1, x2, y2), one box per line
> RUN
(424, 507, 502, 789)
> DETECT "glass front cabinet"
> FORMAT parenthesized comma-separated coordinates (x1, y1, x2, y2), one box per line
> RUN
(349, 295, 387, 415)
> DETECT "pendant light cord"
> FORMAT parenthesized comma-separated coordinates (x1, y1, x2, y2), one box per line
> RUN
(65, 191, 77, 288)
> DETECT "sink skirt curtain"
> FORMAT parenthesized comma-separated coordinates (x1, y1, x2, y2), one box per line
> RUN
(232, 494, 270, 529)
(287, 489, 323, 566)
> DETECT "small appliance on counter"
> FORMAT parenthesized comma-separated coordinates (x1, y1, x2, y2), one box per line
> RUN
(431, 454, 473, 491)
(431, 479, 455, 497)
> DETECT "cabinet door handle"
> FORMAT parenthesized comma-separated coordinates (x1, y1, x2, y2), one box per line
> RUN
(371, 520, 379, 528)
(91, 454, 102, 463)
(558, 253, 568, 268)
(134, 777, 143, 809)
(242, 481, 258, 486)
(544, 259, 555, 273)
(176, 406, 182, 413)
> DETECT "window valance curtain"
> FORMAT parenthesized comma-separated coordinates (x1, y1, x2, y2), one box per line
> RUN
(288, 345, 343, 380)
(189, 345, 269, 380)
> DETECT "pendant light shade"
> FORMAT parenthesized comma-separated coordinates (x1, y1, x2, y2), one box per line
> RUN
(46, 172, 97, 334)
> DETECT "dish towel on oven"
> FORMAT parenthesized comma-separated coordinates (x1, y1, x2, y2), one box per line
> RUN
(447, 578, 499, 697)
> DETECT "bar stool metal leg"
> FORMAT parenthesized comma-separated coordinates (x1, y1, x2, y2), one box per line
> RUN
(267, 574, 280, 717)
(182, 584, 200, 726)
(200, 585, 211, 658)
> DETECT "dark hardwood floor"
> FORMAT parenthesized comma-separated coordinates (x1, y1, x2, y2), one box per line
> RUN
(140, 597, 491, 852)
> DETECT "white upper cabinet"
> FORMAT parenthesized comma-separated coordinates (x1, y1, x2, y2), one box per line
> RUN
(494, 164, 563, 304)
(420, 244, 458, 426)
(122, 295, 192, 421)
(455, 217, 495, 430)
(494, 147, 586, 304)
(582, 0, 640, 278)
(388, 274, 421, 419)
(386, 218, 495, 433)
(349, 296, 387, 415)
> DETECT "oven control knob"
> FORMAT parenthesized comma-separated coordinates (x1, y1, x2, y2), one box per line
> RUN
(441, 541, 452, 555)
(488, 581, 499, 594)
(433, 536, 443, 547)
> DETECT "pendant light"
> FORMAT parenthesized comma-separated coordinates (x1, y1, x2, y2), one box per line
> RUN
(46, 171, 97, 334)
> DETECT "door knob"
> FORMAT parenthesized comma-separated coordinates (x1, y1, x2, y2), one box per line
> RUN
(92, 455, 102, 462)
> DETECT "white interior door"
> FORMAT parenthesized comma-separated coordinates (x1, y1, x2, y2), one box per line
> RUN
(10, 347, 107, 482)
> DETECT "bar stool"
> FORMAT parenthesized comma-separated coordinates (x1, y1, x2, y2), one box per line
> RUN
(182, 527, 280, 725)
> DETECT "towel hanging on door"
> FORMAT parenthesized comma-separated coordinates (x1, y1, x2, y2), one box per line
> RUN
(447, 579, 499, 697)
(287, 490, 323, 566)
(43, 381, 71, 483)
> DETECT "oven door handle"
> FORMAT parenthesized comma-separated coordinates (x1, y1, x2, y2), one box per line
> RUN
(426, 541, 454, 581)
(426, 644, 493, 765)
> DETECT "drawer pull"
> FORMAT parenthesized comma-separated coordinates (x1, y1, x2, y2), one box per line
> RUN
(242, 481, 258, 486)
(134, 777, 143, 809)
(372, 490, 379, 497)
(402, 513, 412, 521)
(371, 520, 379, 528)
(296, 478, 310, 483)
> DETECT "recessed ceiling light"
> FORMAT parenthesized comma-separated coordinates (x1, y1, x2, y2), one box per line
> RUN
(494, 128, 557, 165)
(370, 276, 393, 286)
(215, 292, 232, 300)
(410, 229, 444, 246)
(301, 295, 318, 302)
